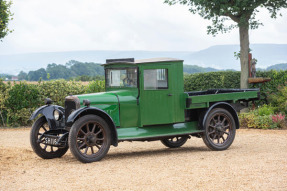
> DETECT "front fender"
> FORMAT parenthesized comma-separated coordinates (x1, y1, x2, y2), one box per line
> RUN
(30, 105, 65, 130)
(67, 107, 118, 147)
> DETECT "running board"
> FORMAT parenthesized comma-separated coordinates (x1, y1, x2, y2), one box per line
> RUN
(117, 121, 203, 141)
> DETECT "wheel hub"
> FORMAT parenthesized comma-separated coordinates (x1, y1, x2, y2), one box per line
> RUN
(85, 133, 97, 146)
(215, 124, 224, 136)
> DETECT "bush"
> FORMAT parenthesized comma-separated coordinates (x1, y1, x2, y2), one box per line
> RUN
(38, 80, 86, 106)
(3, 82, 41, 126)
(239, 105, 286, 129)
(85, 80, 105, 93)
(257, 104, 275, 116)
(0, 80, 98, 127)
(184, 71, 240, 91)
(250, 70, 287, 104)
(267, 85, 287, 114)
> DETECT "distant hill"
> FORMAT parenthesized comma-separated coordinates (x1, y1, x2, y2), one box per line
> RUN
(183, 65, 219, 73)
(266, 63, 287, 71)
(1, 44, 287, 75)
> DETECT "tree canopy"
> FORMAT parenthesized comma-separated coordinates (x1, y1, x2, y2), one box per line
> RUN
(21, 60, 104, 81)
(164, 0, 287, 88)
(0, 0, 13, 40)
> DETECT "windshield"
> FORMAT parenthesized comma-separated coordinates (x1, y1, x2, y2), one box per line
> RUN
(105, 68, 137, 88)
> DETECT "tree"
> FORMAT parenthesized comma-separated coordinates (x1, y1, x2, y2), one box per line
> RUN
(28, 68, 47, 81)
(164, 0, 287, 88)
(17, 71, 28, 80)
(0, 0, 13, 40)
(46, 63, 74, 79)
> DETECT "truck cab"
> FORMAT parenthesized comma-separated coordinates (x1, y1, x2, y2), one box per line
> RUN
(103, 58, 186, 127)
(30, 57, 260, 163)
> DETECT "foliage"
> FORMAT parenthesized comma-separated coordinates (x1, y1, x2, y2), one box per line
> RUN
(72, 75, 104, 81)
(28, 68, 47, 81)
(250, 70, 287, 105)
(184, 71, 240, 91)
(164, 0, 287, 35)
(46, 64, 72, 80)
(3, 82, 41, 126)
(68, 60, 105, 77)
(22, 60, 104, 81)
(18, 71, 28, 80)
(271, 113, 285, 128)
(0, 79, 106, 127)
(239, 105, 285, 129)
(0, 0, 13, 40)
(267, 84, 287, 114)
(38, 80, 86, 106)
(257, 104, 274, 116)
(85, 80, 105, 93)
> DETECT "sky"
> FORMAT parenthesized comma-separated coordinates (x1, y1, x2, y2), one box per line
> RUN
(0, 0, 287, 55)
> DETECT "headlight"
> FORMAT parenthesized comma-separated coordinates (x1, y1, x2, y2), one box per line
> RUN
(54, 110, 61, 120)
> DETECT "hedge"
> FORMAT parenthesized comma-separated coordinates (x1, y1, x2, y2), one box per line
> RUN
(0, 80, 104, 127)
(184, 70, 287, 92)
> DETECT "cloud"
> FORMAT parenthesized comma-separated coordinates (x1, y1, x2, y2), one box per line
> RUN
(0, 0, 286, 55)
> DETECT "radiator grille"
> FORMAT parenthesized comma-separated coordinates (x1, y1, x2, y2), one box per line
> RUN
(65, 96, 80, 122)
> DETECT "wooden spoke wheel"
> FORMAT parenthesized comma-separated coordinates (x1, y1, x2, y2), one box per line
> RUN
(202, 108, 236, 151)
(69, 115, 111, 163)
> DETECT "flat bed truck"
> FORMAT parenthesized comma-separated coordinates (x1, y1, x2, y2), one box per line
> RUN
(30, 58, 259, 163)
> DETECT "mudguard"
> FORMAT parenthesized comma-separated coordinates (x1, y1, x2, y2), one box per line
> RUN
(67, 107, 118, 147)
(30, 105, 65, 130)
(202, 102, 240, 129)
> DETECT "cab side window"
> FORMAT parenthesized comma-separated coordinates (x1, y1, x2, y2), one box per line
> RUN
(144, 69, 168, 90)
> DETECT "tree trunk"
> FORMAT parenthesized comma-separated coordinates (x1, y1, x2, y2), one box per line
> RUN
(239, 25, 250, 89)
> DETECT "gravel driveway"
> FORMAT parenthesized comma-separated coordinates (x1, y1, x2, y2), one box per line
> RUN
(0, 128, 286, 191)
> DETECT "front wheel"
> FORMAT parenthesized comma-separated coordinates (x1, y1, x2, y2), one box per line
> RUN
(30, 116, 69, 159)
(202, 108, 236, 151)
(68, 115, 111, 163)
(161, 136, 188, 148)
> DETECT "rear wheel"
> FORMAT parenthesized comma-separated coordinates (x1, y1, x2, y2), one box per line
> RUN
(161, 136, 188, 148)
(68, 115, 111, 163)
(202, 108, 236, 151)
(30, 116, 68, 159)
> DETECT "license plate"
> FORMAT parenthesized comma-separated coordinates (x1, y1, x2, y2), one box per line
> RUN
(45, 137, 58, 145)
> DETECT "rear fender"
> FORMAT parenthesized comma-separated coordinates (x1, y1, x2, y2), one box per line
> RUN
(30, 105, 65, 130)
(67, 107, 118, 147)
(202, 102, 239, 129)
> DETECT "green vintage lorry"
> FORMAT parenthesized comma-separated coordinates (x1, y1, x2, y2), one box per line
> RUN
(30, 58, 259, 163)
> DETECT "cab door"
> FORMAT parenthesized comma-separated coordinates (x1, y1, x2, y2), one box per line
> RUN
(140, 64, 176, 126)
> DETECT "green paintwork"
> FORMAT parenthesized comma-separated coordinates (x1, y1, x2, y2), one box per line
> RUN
(76, 92, 120, 126)
(187, 91, 259, 109)
(117, 121, 201, 140)
(138, 62, 185, 126)
(71, 58, 259, 141)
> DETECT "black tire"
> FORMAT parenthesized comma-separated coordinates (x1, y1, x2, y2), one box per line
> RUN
(202, 108, 236, 151)
(68, 115, 111, 163)
(30, 116, 68, 159)
(161, 136, 188, 148)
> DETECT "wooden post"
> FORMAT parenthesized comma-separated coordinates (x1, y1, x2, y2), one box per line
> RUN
(248, 53, 252, 77)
